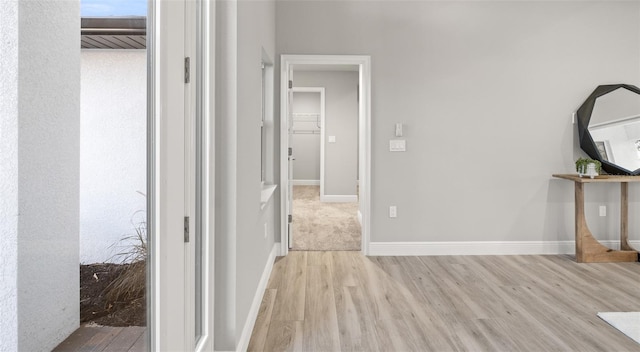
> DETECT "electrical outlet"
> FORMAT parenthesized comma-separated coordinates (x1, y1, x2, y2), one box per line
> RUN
(572, 112, 576, 124)
(599, 205, 606, 217)
(389, 206, 397, 218)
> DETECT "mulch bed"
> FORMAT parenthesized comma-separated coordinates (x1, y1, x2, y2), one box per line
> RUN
(80, 263, 146, 327)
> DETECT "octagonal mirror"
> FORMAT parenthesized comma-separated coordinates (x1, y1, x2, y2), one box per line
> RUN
(577, 84, 640, 175)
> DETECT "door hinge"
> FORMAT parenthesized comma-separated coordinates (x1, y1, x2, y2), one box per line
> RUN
(184, 216, 190, 243)
(288, 214, 293, 223)
(184, 57, 190, 84)
(288, 147, 293, 156)
(288, 80, 293, 89)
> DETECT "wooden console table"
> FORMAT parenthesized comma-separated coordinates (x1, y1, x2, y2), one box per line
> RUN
(553, 174, 639, 263)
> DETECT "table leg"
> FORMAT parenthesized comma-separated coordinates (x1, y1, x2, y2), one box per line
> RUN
(574, 182, 637, 263)
(621, 182, 636, 251)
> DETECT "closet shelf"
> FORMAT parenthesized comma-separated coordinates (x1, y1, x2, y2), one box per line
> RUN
(292, 112, 320, 117)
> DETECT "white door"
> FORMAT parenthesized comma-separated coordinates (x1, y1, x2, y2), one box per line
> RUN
(185, 0, 214, 350)
(152, 0, 214, 350)
(287, 67, 295, 248)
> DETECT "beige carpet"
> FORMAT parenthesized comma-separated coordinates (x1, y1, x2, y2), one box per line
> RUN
(291, 185, 361, 251)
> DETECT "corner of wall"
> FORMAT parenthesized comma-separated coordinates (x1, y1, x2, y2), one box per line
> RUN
(0, 2, 19, 349)
(14, 0, 80, 350)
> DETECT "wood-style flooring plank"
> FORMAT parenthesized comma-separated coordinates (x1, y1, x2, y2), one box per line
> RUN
(303, 263, 341, 351)
(102, 326, 144, 351)
(271, 251, 307, 321)
(52, 326, 101, 352)
(77, 327, 123, 352)
(333, 284, 379, 352)
(263, 320, 303, 351)
(127, 331, 147, 352)
(248, 289, 277, 351)
(249, 251, 640, 351)
(53, 327, 147, 352)
(266, 256, 286, 290)
(330, 251, 357, 287)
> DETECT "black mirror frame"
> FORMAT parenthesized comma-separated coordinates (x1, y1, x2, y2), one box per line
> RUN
(576, 83, 640, 175)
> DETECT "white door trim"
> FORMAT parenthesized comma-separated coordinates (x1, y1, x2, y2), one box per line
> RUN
(280, 55, 372, 255)
(149, 0, 187, 349)
(149, 0, 215, 350)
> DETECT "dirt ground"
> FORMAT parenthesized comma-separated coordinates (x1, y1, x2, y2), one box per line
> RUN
(80, 263, 146, 327)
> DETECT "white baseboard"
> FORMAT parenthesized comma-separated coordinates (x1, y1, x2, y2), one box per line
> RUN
(293, 179, 320, 186)
(320, 195, 358, 203)
(236, 243, 280, 352)
(357, 210, 362, 226)
(368, 240, 640, 256)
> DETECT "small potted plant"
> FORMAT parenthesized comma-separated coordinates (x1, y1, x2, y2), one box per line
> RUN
(575, 157, 602, 178)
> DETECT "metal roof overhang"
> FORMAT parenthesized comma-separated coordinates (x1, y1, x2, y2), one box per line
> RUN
(81, 17, 146, 49)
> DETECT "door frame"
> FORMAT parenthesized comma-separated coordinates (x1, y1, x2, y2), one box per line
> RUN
(280, 55, 371, 255)
(148, 0, 215, 350)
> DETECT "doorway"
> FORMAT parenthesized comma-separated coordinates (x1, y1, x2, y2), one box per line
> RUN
(280, 55, 371, 256)
(290, 79, 360, 250)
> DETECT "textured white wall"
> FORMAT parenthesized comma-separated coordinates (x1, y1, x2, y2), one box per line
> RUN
(0, 0, 19, 350)
(80, 50, 147, 264)
(294, 71, 358, 196)
(0, 0, 80, 351)
(277, 1, 640, 244)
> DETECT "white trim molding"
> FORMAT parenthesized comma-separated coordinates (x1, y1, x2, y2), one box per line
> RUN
(293, 179, 320, 186)
(281, 55, 372, 256)
(320, 195, 358, 203)
(368, 240, 640, 256)
(236, 243, 280, 352)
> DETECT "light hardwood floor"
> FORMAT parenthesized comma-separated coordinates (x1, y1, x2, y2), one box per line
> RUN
(52, 326, 146, 351)
(248, 251, 640, 351)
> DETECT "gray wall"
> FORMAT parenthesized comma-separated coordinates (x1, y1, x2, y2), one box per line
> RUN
(215, 0, 238, 348)
(215, 0, 277, 349)
(292, 91, 321, 181)
(236, 0, 277, 345)
(0, 0, 80, 350)
(277, 1, 640, 243)
(295, 71, 359, 196)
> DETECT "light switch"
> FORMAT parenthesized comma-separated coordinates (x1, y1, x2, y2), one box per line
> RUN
(389, 139, 406, 152)
(328, 136, 336, 143)
(395, 123, 403, 137)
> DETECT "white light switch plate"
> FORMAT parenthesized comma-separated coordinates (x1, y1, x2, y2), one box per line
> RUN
(329, 136, 336, 143)
(390, 139, 406, 152)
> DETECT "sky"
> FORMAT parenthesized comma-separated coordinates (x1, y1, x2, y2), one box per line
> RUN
(81, 0, 147, 16)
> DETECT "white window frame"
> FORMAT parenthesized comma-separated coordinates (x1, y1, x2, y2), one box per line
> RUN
(260, 50, 276, 208)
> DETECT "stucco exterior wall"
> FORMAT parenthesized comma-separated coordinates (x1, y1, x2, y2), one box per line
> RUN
(1, 1, 80, 351)
(80, 50, 147, 264)
(0, 1, 19, 350)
